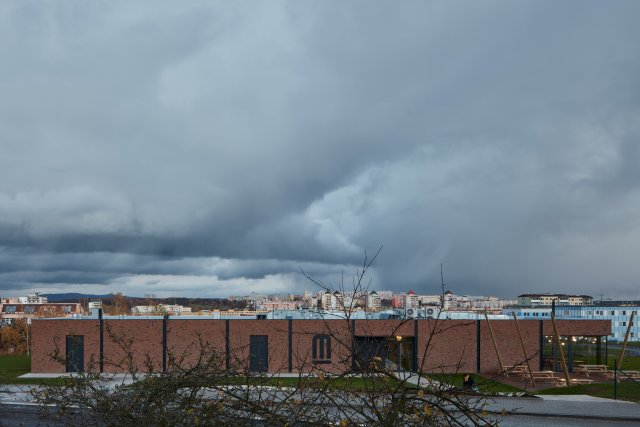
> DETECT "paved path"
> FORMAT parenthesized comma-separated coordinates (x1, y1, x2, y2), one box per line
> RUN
(497, 414, 640, 426)
(4, 377, 640, 424)
(484, 395, 640, 422)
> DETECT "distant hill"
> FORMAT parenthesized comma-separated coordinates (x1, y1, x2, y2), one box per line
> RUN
(43, 293, 113, 302)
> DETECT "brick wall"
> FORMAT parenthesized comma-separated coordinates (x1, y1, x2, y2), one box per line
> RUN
(166, 319, 226, 369)
(31, 319, 100, 373)
(103, 319, 164, 373)
(420, 319, 477, 373)
(30, 317, 610, 375)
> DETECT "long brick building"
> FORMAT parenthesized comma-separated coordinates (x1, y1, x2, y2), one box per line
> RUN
(30, 312, 610, 375)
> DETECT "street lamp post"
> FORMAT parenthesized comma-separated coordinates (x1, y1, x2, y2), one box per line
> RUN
(395, 336, 403, 371)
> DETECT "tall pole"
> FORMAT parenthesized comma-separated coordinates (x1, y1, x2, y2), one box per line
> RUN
(614, 358, 618, 400)
(25, 320, 30, 357)
(484, 311, 504, 374)
(550, 303, 572, 386)
(512, 313, 535, 386)
(617, 311, 634, 371)
(440, 263, 445, 310)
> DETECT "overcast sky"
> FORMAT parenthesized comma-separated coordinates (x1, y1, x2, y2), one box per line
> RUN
(1, 1, 639, 299)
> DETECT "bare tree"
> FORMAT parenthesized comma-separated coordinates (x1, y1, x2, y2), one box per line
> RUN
(298, 247, 501, 426)
(31, 250, 511, 426)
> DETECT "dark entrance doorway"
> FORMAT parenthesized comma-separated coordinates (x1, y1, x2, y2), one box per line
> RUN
(354, 336, 415, 371)
(250, 335, 269, 372)
(66, 335, 84, 373)
(388, 337, 414, 371)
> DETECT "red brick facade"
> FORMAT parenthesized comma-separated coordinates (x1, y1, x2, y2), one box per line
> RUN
(30, 317, 610, 374)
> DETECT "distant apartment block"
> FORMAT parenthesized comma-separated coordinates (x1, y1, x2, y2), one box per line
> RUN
(231, 289, 513, 313)
(0, 302, 83, 324)
(417, 295, 441, 306)
(505, 302, 639, 342)
(376, 290, 393, 300)
(366, 291, 381, 311)
(19, 292, 48, 304)
(88, 301, 103, 310)
(258, 301, 299, 311)
(517, 293, 593, 307)
(321, 291, 341, 310)
(132, 304, 192, 316)
(503, 307, 552, 319)
(2, 292, 48, 305)
(390, 295, 404, 308)
(403, 291, 419, 309)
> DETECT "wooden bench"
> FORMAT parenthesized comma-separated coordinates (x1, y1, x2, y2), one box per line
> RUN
(575, 364, 608, 377)
(608, 370, 640, 381)
(528, 371, 566, 386)
(621, 370, 640, 379)
(566, 378, 594, 385)
(502, 365, 529, 377)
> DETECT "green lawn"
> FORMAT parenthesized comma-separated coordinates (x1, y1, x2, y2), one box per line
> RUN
(538, 349, 640, 402)
(3, 352, 638, 402)
(0, 354, 67, 385)
(427, 373, 523, 393)
(207, 374, 418, 391)
(537, 381, 640, 403)
(607, 347, 640, 370)
(0, 354, 30, 383)
(572, 347, 640, 370)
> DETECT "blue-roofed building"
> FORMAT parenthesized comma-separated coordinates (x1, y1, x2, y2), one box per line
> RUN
(505, 302, 639, 342)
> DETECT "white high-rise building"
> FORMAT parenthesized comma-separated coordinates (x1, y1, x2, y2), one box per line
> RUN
(403, 291, 419, 309)
(321, 291, 342, 310)
(18, 292, 47, 304)
(366, 291, 381, 311)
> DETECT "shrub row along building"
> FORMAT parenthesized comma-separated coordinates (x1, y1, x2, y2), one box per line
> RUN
(30, 310, 609, 375)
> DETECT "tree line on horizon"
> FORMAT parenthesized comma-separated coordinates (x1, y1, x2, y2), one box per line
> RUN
(81, 293, 249, 315)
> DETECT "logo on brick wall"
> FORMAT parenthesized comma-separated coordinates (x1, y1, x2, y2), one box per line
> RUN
(312, 334, 332, 364)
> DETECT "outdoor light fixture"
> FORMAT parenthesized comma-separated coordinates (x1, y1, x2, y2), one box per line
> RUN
(396, 335, 403, 342)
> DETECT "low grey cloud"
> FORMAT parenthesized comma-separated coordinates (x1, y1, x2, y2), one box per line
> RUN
(1, 1, 639, 299)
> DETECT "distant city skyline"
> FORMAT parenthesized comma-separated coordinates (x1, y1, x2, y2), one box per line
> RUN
(1, 2, 640, 300)
(6, 288, 638, 306)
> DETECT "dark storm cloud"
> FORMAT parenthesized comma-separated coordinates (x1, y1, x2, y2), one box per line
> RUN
(1, 1, 639, 298)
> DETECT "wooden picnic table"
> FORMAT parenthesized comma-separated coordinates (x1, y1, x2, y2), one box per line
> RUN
(622, 370, 640, 378)
(502, 365, 529, 376)
(608, 370, 640, 381)
(527, 371, 566, 385)
(531, 370, 557, 378)
(567, 378, 594, 385)
(574, 364, 608, 377)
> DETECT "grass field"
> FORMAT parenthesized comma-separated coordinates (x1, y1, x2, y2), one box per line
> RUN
(427, 373, 523, 393)
(0, 354, 67, 385)
(537, 381, 640, 402)
(571, 345, 640, 370)
(537, 345, 640, 402)
(0, 354, 30, 383)
(261, 375, 419, 391)
(2, 352, 638, 402)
